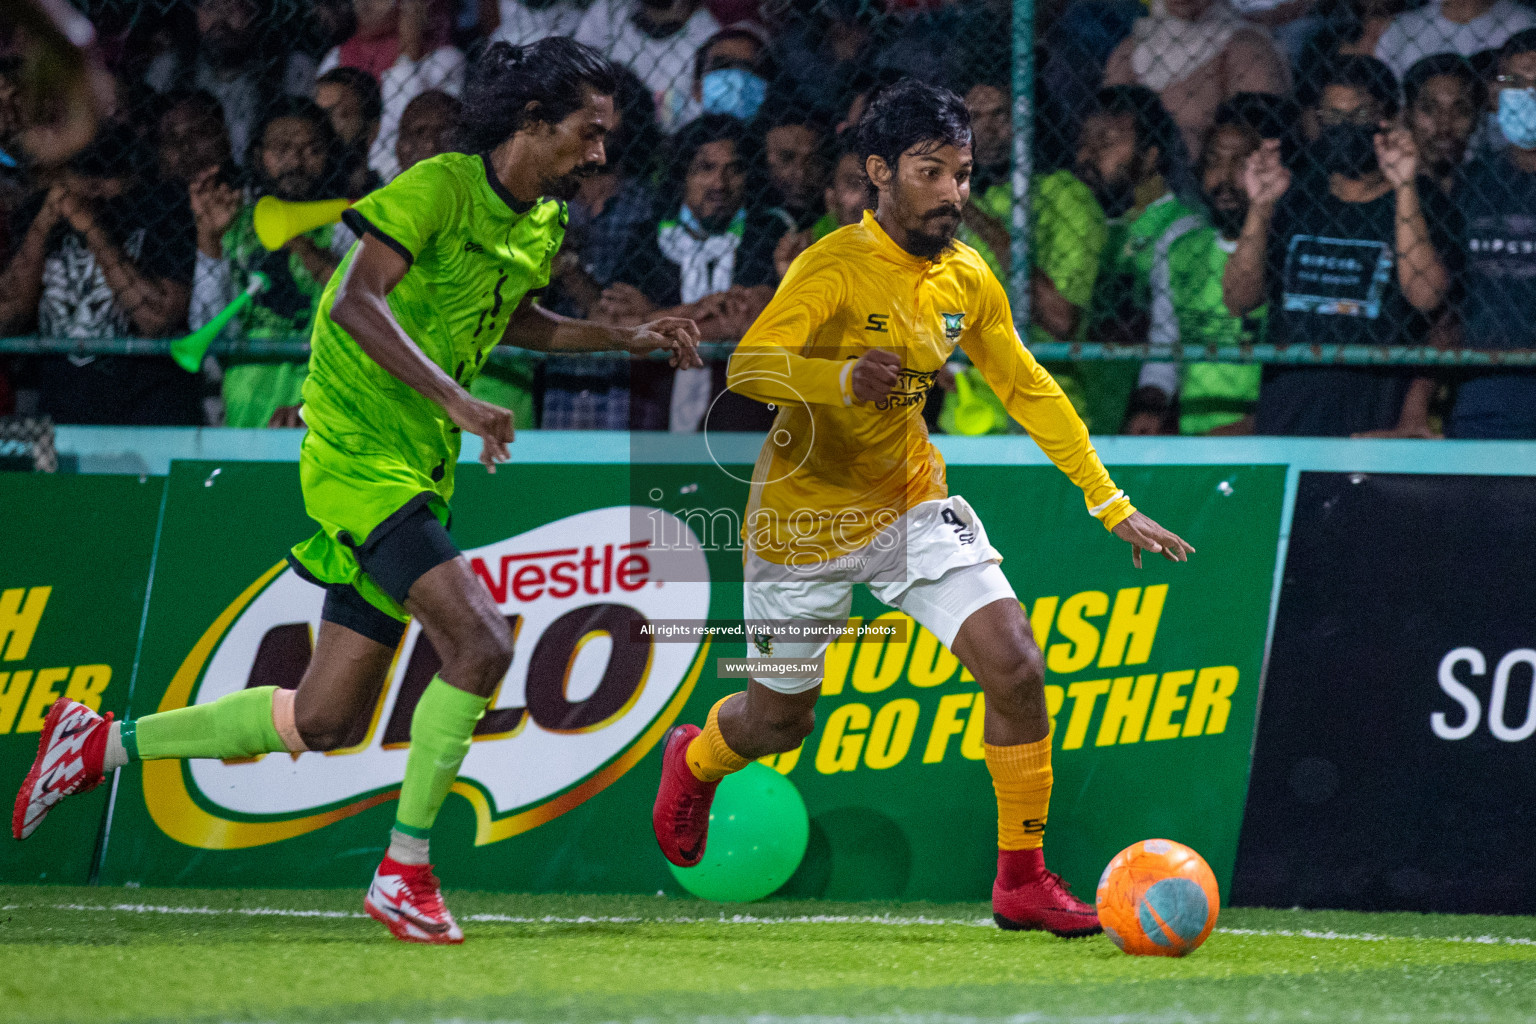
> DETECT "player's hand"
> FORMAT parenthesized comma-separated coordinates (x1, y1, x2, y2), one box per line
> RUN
(1242, 139, 1290, 209)
(1111, 511, 1195, 569)
(851, 349, 902, 403)
(447, 392, 514, 473)
(630, 316, 703, 368)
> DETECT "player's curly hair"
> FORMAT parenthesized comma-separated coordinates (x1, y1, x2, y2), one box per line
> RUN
(853, 78, 972, 175)
(455, 37, 619, 154)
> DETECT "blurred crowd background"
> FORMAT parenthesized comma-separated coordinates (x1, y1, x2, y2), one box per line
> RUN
(2, 0, 1535, 438)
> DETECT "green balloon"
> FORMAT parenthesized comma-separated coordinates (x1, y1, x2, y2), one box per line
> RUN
(668, 762, 809, 902)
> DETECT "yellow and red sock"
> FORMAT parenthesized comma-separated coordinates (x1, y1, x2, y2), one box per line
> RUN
(685, 695, 750, 783)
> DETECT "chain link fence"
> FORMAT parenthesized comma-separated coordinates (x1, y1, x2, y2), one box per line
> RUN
(1, 0, 1534, 437)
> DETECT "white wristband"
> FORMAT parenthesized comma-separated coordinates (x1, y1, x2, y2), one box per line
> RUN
(1089, 490, 1126, 519)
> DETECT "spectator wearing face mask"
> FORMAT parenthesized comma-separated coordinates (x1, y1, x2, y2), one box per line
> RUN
(188, 99, 355, 428)
(315, 66, 384, 197)
(575, 0, 722, 132)
(1440, 29, 1536, 437)
(668, 24, 773, 129)
(318, 0, 466, 182)
(1223, 55, 1461, 436)
(0, 123, 199, 424)
(144, 0, 319, 164)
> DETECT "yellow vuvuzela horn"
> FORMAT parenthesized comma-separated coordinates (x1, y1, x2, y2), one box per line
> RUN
(253, 195, 352, 251)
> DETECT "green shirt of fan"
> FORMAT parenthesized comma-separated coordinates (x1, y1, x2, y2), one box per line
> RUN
(1029, 172, 1108, 429)
(1150, 220, 1266, 435)
(1092, 191, 1200, 327)
(217, 205, 344, 428)
(291, 151, 566, 618)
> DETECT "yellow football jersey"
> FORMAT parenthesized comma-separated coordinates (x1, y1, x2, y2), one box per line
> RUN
(727, 210, 1134, 566)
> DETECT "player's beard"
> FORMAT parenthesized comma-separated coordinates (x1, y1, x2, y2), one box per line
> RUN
(904, 204, 961, 260)
(541, 162, 601, 201)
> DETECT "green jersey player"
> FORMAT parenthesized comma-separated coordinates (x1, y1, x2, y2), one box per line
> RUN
(13, 38, 701, 944)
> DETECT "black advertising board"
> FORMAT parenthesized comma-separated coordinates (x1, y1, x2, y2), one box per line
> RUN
(1233, 471, 1536, 914)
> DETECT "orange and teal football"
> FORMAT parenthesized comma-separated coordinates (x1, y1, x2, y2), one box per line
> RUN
(1095, 838, 1220, 956)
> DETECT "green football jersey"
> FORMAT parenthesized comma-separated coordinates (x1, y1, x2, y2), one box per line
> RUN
(1146, 218, 1266, 435)
(291, 152, 566, 617)
(304, 151, 565, 479)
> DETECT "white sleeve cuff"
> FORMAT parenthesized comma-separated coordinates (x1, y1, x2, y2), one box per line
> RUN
(1089, 490, 1127, 518)
(839, 360, 854, 406)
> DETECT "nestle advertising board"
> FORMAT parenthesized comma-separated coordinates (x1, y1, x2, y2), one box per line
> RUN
(3, 460, 1282, 903)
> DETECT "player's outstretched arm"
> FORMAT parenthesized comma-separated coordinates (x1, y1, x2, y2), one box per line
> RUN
(1111, 511, 1196, 569)
(503, 299, 703, 368)
(330, 233, 514, 472)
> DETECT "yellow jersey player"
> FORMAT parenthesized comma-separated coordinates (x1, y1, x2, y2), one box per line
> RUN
(652, 79, 1194, 936)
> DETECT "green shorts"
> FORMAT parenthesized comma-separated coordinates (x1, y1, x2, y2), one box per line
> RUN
(289, 427, 457, 622)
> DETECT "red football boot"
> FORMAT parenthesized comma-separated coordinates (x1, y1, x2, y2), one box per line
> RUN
(13, 699, 113, 840)
(992, 848, 1103, 938)
(364, 856, 464, 944)
(652, 724, 716, 867)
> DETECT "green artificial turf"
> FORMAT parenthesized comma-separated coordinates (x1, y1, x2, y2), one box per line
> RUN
(2, 885, 1534, 1023)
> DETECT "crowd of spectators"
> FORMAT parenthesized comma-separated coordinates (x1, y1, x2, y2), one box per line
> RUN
(1, 0, 1535, 438)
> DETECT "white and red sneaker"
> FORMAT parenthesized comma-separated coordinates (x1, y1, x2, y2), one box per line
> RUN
(364, 856, 464, 944)
(12, 699, 113, 841)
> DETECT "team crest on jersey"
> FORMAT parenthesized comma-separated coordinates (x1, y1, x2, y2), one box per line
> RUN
(753, 631, 774, 656)
(941, 312, 966, 340)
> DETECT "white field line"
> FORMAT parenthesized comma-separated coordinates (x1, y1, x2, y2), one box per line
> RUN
(9, 902, 1536, 947)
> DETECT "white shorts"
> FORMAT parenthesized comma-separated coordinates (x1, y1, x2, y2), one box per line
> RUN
(743, 496, 1016, 694)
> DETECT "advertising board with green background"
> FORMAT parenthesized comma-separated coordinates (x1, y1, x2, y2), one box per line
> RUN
(92, 457, 1283, 903)
(0, 474, 164, 884)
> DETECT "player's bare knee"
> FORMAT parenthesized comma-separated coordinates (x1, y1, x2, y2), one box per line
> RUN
(445, 620, 513, 696)
(981, 648, 1046, 716)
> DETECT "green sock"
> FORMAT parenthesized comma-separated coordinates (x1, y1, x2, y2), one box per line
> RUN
(394, 676, 488, 837)
(125, 686, 286, 761)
